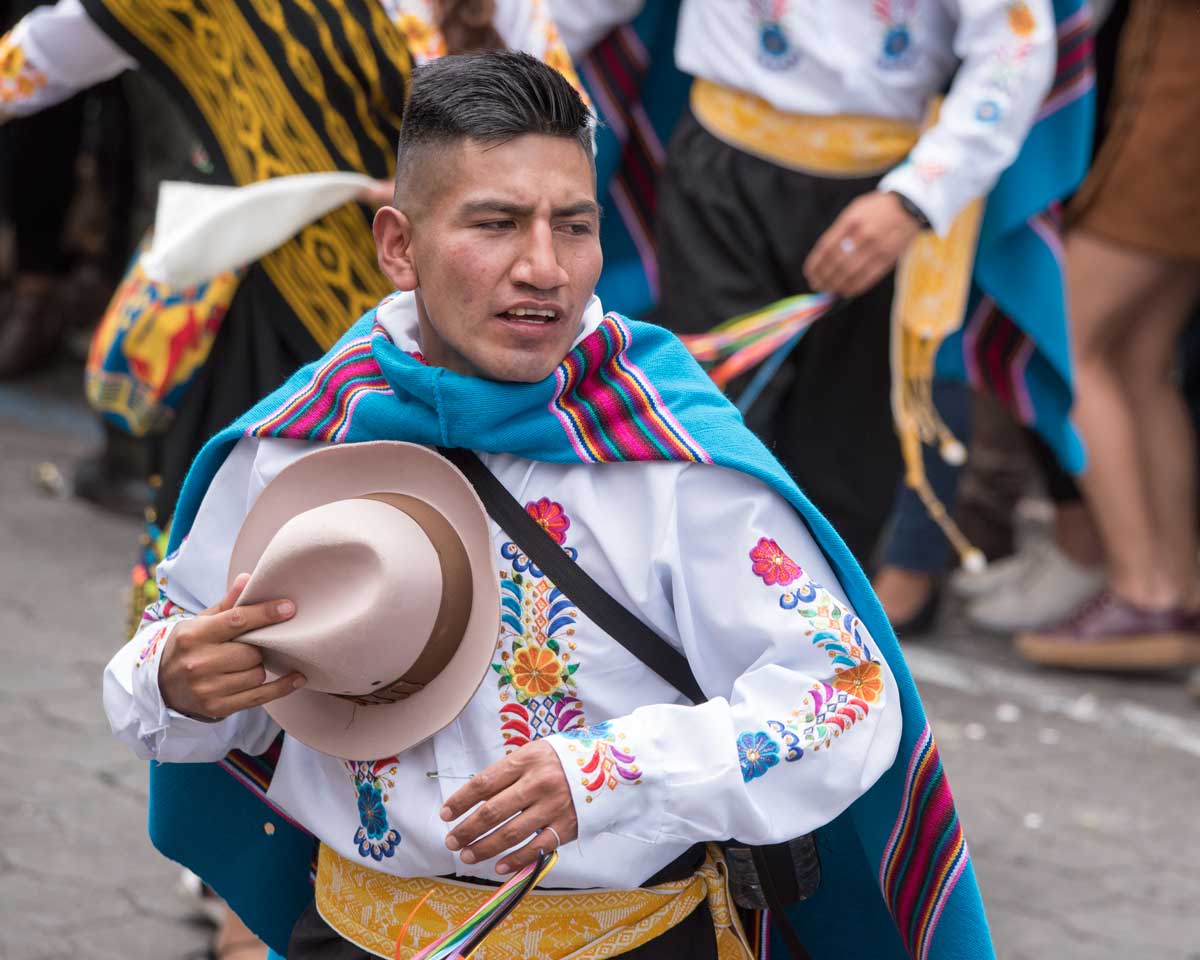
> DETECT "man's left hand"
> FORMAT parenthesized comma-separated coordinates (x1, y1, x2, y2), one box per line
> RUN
(441, 740, 578, 875)
(803, 191, 923, 298)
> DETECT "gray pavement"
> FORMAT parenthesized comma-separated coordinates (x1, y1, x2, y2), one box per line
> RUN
(1, 360, 1198, 959)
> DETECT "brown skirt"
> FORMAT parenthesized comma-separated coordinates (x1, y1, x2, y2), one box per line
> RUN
(1070, 0, 1200, 263)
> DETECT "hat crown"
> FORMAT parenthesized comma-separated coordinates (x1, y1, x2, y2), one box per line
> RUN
(239, 498, 443, 695)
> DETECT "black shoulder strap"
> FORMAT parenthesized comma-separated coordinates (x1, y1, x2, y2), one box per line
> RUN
(439, 447, 706, 704)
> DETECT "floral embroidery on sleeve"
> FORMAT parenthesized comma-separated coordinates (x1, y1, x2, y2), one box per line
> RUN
(345, 758, 401, 860)
(560, 721, 642, 801)
(738, 537, 883, 783)
(135, 599, 186, 669)
(0, 33, 47, 107)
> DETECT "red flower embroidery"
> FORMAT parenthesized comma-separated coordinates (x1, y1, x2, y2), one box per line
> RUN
(525, 498, 570, 544)
(750, 537, 801, 586)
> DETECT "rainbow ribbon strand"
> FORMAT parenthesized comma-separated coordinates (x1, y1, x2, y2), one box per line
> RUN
(403, 851, 559, 960)
(680, 293, 838, 391)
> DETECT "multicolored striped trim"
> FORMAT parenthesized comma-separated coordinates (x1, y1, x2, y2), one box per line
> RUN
(1037, 3, 1095, 120)
(218, 735, 308, 834)
(245, 325, 392, 443)
(879, 724, 969, 960)
(550, 314, 711, 464)
(580, 25, 664, 294)
(962, 297, 1036, 426)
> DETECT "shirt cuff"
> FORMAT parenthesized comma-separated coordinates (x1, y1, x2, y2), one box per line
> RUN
(545, 720, 650, 844)
(129, 616, 220, 755)
(877, 163, 957, 237)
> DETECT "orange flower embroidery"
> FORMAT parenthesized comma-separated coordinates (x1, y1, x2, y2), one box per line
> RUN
(832, 661, 885, 704)
(0, 35, 47, 105)
(1007, 1, 1037, 36)
(509, 644, 565, 699)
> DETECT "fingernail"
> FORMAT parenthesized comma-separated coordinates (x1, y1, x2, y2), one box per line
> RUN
(292, 677, 306, 689)
(459, 850, 475, 864)
(276, 601, 295, 617)
(496, 863, 511, 875)
(440, 806, 452, 821)
(445, 836, 460, 851)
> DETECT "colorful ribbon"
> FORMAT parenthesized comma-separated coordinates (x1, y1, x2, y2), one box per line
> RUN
(403, 851, 559, 960)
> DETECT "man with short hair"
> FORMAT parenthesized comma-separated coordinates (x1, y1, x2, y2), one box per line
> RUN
(105, 51, 993, 960)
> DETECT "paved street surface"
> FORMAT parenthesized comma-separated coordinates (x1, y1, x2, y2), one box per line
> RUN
(2, 357, 1198, 960)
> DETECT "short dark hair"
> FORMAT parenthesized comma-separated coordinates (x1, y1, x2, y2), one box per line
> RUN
(395, 50, 593, 195)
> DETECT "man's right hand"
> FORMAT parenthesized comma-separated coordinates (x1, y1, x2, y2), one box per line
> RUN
(158, 573, 305, 721)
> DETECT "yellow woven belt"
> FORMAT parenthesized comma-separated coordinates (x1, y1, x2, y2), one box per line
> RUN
(315, 842, 754, 959)
(689, 77, 919, 177)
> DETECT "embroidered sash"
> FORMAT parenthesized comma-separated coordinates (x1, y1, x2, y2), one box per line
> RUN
(316, 843, 753, 959)
(79, 0, 410, 351)
(690, 78, 985, 564)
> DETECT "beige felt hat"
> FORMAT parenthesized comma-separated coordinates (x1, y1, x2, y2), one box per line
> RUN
(228, 441, 498, 760)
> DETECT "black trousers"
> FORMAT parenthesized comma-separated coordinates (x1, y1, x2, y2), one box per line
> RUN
(654, 108, 902, 566)
(286, 897, 719, 960)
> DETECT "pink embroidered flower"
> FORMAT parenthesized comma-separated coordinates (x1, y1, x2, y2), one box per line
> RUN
(750, 537, 801, 586)
(525, 498, 570, 544)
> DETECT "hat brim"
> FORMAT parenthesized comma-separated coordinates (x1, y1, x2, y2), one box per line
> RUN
(227, 441, 499, 760)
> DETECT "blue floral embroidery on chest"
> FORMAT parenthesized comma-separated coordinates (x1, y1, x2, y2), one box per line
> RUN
(750, 0, 801, 70)
(874, 0, 921, 69)
(345, 758, 401, 860)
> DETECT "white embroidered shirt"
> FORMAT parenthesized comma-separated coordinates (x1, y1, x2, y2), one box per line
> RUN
(554, 0, 1058, 234)
(104, 294, 901, 890)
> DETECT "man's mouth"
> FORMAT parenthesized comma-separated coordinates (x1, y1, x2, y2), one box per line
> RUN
(499, 306, 559, 325)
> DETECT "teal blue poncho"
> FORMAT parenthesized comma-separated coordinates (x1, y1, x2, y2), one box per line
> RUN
(157, 303, 994, 959)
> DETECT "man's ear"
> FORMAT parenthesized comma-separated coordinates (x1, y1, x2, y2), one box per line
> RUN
(374, 206, 418, 291)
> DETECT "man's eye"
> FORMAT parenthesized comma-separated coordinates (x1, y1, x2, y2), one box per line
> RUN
(558, 222, 593, 236)
(477, 220, 515, 231)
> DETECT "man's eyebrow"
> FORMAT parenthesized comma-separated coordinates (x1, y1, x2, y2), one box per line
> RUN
(457, 199, 601, 219)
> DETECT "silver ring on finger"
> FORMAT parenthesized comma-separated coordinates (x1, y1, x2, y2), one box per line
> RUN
(540, 825, 562, 849)
(839, 237, 856, 255)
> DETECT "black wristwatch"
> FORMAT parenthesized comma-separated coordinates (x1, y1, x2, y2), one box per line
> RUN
(889, 191, 931, 230)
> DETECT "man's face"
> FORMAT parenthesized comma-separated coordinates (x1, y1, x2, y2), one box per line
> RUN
(375, 134, 602, 383)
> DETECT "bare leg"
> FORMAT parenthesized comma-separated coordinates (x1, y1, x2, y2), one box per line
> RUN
(1053, 500, 1105, 569)
(1112, 274, 1200, 605)
(1067, 230, 1200, 609)
(872, 566, 936, 625)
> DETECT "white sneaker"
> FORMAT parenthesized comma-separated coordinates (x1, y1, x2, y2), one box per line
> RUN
(949, 540, 1046, 600)
(967, 541, 1105, 633)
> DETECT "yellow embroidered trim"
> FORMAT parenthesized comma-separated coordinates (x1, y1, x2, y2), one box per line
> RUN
(689, 78, 919, 178)
(316, 843, 754, 959)
(93, 0, 407, 348)
(890, 99, 986, 569)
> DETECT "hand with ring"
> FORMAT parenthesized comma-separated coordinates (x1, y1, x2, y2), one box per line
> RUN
(440, 740, 577, 875)
(803, 190, 923, 297)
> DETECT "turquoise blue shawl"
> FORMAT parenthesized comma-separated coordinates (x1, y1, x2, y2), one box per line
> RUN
(157, 305, 994, 959)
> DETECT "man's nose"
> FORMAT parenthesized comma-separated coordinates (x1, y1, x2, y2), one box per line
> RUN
(512, 223, 568, 290)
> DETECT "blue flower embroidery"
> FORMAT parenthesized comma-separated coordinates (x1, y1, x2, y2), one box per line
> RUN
(737, 731, 781, 782)
(356, 782, 388, 839)
(347, 760, 401, 860)
(560, 720, 614, 742)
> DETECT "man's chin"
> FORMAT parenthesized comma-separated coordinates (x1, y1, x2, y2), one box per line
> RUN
(474, 349, 567, 384)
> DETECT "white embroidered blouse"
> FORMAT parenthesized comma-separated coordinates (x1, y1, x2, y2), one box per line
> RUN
(104, 294, 902, 890)
(553, 0, 1058, 235)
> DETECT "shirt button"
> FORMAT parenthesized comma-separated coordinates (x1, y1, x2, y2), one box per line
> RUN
(264, 822, 276, 836)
